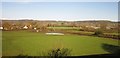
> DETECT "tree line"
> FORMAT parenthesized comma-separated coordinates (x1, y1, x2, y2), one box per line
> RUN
(0, 20, 119, 33)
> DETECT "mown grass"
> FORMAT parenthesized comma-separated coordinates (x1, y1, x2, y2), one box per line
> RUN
(2, 31, 119, 56)
(47, 27, 81, 30)
(47, 27, 119, 36)
(104, 33, 119, 35)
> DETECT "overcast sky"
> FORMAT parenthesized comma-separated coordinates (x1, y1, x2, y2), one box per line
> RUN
(1, 1, 119, 21)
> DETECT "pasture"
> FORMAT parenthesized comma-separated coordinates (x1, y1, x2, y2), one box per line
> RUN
(47, 27, 119, 36)
(47, 27, 81, 30)
(2, 30, 119, 56)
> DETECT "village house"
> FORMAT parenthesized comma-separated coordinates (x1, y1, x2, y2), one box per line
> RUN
(0, 27, 3, 29)
(34, 28, 37, 30)
(23, 26, 28, 29)
(92, 26, 100, 29)
(106, 26, 115, 29)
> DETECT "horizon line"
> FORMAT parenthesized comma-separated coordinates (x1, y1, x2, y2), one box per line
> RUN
(1, 18, 119, 22)
(0, 18, 119, 22)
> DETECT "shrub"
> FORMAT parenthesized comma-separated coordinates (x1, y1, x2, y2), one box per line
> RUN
(93, 29, 103, 36)
(47, 48, 72, 58)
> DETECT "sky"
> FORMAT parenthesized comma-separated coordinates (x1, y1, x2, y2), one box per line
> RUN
(1, 2, 119, 21)
(1, 0, 120, 2)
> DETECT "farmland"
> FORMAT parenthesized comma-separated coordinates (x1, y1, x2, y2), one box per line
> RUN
(2, 30, 119, 56)
(1, 2, 120, 57)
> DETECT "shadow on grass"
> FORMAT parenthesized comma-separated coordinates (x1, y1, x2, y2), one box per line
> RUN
(3, 44, 120, 58)
(101, 43, 120, 55)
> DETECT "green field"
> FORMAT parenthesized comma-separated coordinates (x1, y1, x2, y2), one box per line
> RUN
(2, 31, 119, 56)
(47, 27, 81, 30)
(47, 27, 119, 36)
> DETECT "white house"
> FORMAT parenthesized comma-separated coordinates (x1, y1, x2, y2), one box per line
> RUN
(0, 27, 3, 29)
(36, 30, 39, 32)
(23, 26, 28, 29)
(106, 26, 115, 29)
(92, 26, 100, 29)
(34, 28, 37, 30)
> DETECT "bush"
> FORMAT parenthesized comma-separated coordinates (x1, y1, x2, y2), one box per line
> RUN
(93, 29, 103, 36)
(47, 48, 72, 57)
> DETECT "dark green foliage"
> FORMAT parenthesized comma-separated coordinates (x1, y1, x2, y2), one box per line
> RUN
(93, 29, 103, 36)
(47, 48, 71, 58)
(2, 48, 71, 58)
(16, 54, 28, 58)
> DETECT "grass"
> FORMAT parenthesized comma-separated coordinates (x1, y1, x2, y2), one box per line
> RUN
(47, 27, 81, 30)
(47, 27, 119, 36)
(2, 30, 119, 56)
(104, 33, 119, 35)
